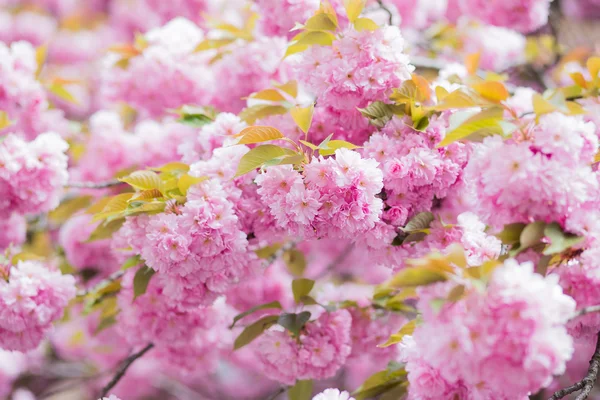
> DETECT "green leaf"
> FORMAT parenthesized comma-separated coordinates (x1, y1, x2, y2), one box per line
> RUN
(543, 222, 585, 255)
(233, 315, 279, 350)
(230, 301, 282, 328)
(119, 171, 164, 193)
(94, 315, 117, 335)
(437, 107, 503, 147)
(496, 223, 527, 245)
(86, 219, 125, 242)
(319, 140, 361, 156)
(121, 255, 142, 270)
(403, 212, 434, 232)
(48, 195, 93, 224)
(237, 126, 285, 144)
(354, 17, 379, 31)
(235, 145, 297, 177)
(292, 278, 314, 303)
(133, 266, 156, 300)
(290, 104, 314, 134)
(299, 140, 319, 151)
(177, 105, 215, 127)
(520, 221, 546, 249)
(239, 105, 288, 124)
(277, 311, 311, 336)
(353, 367, 408, 400)
(255, 243, 283, 259)
(304, 12, 337, 31)
(177, 174, 208, 195)
(283, 249, 307, 276)
(48, 82, 79, 105)
(378, 319, 417, 347)
(388, 267, 447, 288)
(289, 380, 313, 400)
(358, 101, 396, 128)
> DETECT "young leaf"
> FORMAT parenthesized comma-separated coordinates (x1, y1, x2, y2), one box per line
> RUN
(249, 88, 288, 102)
(47, 81, 78, 105)
(403, 212, 434, 232)
(292, 30, 335, 47)
(292, 278, 315, 303)
(235, 145, 297, 177)
(92, 193, 133, 222)
(520, 221, 546, 250)
(86, 219, 125, 242)
(378, 319, 417, 348)
(255, 243, 283, 259)
(496, 223, 527, 245)
(233, 315, 279, 350)
(121, 255, 142, 270)
(290, 104, 315, 134)
(283, 249, 307, 276)
(354, 17, 379, 31)
(388, 267, 447, 288)
(289, 380, 313, 400)
(237, 126, 285, 144)
(133, 266, 156, 300)
(35, 44, 47, 77)
(470, 81, 509, 103)
(178, 174, 208, 195)
(239, 104, 288, 124)
(48, 195, 92, 224)
(230, 301, 283, 328)
(319, 140, 360, 156)
(532, 93, 558, 116)
(0, 111, 12, 130)
(352, 366, 408, 400)
(437, 107, 503, 147)
(344, 0, 366, 23)
(119, 171, 164, 193)
(277, 311, 311, 336)
(543, 222, 585, 255)
(304, 12, 338, 31)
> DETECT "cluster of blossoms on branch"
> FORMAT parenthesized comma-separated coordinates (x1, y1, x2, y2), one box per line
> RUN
(1, 0, 600, 400)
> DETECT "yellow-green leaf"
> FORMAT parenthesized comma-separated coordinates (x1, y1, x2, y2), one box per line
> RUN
(0, 111, 11, 130)
(587, 56, 600, 82)
(289, 380, 313, 400)
(48, 195, 92, 224)
(378, 320, 417, 348)
(470, 81, 509, 103)
(86, 219, 125, 242)
(239, 105, 288, 124)
(233, 315, 279, 350)
(152, 162, 190, 173)
(237, 126, 285, 144)
(319, 140, 361, 156)
(235, 145, 296, 177)
(354, 17, 379, 31)
(520, 221, 546, 249)
(344, 0, 366, 22)
(93, 193, 134, 221)
(437, 108, 503, 147)
(388, 267, 447, 288)
(119, 171, 164, 193)
(305, 12, 338, 31)
(177, 174, 208, 195)
(292, 278, 314, 303)
(532, 93, 558, 116)
(290, 104, 314, 134)
(291, 30, 335, 47)
(283, 249, 307, 276)
(35, 44, 47, 78)
(277, 80, 298, 98)
(230, 301, 282, 328)
(249, 88, 288, 102)
(48, 82, 79, 105)
(255, 243, 283, 259)
(133, 266, 156, 300)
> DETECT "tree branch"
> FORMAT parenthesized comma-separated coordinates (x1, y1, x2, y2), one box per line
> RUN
(376, 0, 393, 25)
(570, 305, 600, 322)
(100, 343, 154, 398)
(77, 270, 126, 297)
(266, 386, 287, 400)
(66, 180, 122, 189)
(550, 331, 600, 400)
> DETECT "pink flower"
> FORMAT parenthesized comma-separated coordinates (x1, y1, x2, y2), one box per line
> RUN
(0, 260, 76, 351)
(0, 214, 26, 251)
(459, 0, 552, 33)
(0, 132, 69, 217)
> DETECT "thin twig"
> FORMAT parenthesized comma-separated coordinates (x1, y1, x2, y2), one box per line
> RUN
(100, 343, 154, 398)
(376, 0, 393, 25)
(266, 386, 287, 400)
(550, 331, 600, 400)
(67, 180, 122, 189)
(570, 305, 600, 322)
(77, 270, 126, 297)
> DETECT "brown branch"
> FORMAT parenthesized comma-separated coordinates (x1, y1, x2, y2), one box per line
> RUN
(266, 386, 287, 400)
(376, 0, 393, 25)
(550, 331, 600, 400)
(570, 305, 600, 322)
(77, 270, 126, 297)
(100, 343, 154, 398)
(66, 180, 122, 189)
